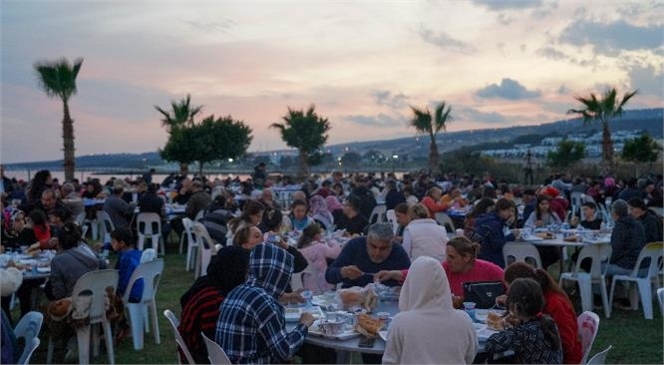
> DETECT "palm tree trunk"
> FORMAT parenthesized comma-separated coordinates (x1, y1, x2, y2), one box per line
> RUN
(602, 122, 613, 168)
(298, 151, 310, 180)
(198, 161, 204, 177)
(429, 136, 440, 175)
(62, 99, 75, 182)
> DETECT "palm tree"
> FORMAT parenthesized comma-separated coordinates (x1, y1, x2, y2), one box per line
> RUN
(155, 94, 203, 132)
(409, 101, 453, 174)
(155, 95, 203, 174)
(34, 57, 84, 182)
(271, 104, 331, 179)
(567, 88, 637, 170)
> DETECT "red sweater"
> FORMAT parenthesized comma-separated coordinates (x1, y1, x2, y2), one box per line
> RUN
(400, 259, 504, 297)
(421, 196, 449, 218)
(544, 291, 582, 364)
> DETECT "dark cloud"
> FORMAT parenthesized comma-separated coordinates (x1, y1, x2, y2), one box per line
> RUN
(456, 106, 508, 124)
(417, 25, 476, 54)
(537, 46, 567, 60)
(344, 113, 405, 127)
(475, 78, 542, 100)
(559, 20, 663, 56)
(472, 0, 544, 11)
(627, 64, 664, 96)
(372, 90, 409, 110)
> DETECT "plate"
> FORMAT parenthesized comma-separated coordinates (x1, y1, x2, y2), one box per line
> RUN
(285, 306, 326, 322)
(311, 295, 337, 310)
(309, 324, 360, 340)
(475, 309, 506, 324)
(521, 235, 543, 242)
(36, 267, 51, 273)
(378, 330, 388, 342)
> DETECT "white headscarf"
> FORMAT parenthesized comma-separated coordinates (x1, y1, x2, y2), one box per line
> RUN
(399, 256, 453, 312)
(1, 267, 23, 297)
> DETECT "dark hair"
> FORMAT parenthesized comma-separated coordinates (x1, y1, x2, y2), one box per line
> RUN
(297, 223, 322, 249)
(48, 207, 71, 223)
(495, 197, 514, 212)
(394, 203, 409, 215)
(627, 197, 647, 211)
(27, 170, 52, 203)
(233, 225, 255, 247)
(110, 227, 134, 246)
(206, 246, 250, 295)
(29, 209, 48, 227)
(262, 207, 283, 232)
(403, 186, 414, 195)
(468, 198, 495, 219)
(58, 222, 82, 250)
(507, 278, 561, 351)
(291, 199, 308, 211)
(504, 262, 572, 305)
(535, 195, 552, 221)
(482, 186, 497, 199)
(345, 196, 361, 212)
(229, 200, 264, 233)
(446, 236, 480, 260)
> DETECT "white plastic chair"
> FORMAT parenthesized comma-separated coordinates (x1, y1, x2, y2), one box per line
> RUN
(122, 258, 165, 350)
(192, 223, 218, 279)
(163, 310, 196, 365)
(369, 204, 387, 224)
(136, 212, 164, 256)
(658, 287, 664, 315)
(503, 241, 542, 269)
(14, 312, 43, 365)
(577, 311, 601, 364)
(194, 209, 205, 222)
(559, 244, 612, 318)
(435, 212, 456, 232)
(47, 269, 119, 365)
(586, 345, 612, 365)
(140, 248, 157, 263)
(201, 332, 231, 364)
(180, 218, 199, 272)
(96, 210, 115, 245)
(609, 242, 664, 320)
(385, 209, 398, 234)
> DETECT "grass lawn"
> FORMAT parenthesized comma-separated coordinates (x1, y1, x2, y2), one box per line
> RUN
(22, 244, 664, 364)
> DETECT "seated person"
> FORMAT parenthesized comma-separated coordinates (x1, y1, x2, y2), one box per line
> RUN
(179, 246, 249, 364)
(309, 195, 334, 231)
(524, 195, 562, 229)
(284, 199, 314, 232)
(200, 195, 234, 244)
(570, 201, 602, 230)
(393, 203, 411, 242)
(440, 187, 468, 208)
(335, 196, 369, 236)
(402, 203, 447, 262)
(326, 223, 410, 288)
(103, 181, 136, 230)
(296, 223, 341, 294)
(226, 200, 264, 246)
(473, 198, 517, 268)
(26, 209, 54, 252)
(110, 228, 143, 303)
(421, 186, 450, 218)
(605, 199, 646, 277)
(628, 197, 663, 243)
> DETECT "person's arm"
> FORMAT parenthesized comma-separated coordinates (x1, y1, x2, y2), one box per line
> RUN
(322, 242, 341, 260)
(401, 227, 412, 258)
(485, 328, 516, 354)
(325, 242, 355, 285)
(524, 212, 537, 228)
(610, 223, 627, 264)
(423, 197, 449, 213)
(256, 301, 308, 362)
(115, 254, 130, 297)
(286, 246, 308, 273)
(49, 256, 67, 300)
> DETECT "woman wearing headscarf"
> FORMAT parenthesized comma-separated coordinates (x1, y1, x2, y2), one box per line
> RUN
(325, 195, 344, 223)
(382, 256, 477, 365)
(309, 195, 334, 230)
(179, 246, 250, 364)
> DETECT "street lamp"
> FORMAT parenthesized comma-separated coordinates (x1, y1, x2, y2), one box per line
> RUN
(392, 154, 399, 173)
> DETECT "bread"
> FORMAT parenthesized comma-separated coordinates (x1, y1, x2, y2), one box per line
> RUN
(48, 298, 73, 321)
(338, 286, 379, 313)
(339, 289, 363, 307)
(486, 312, 505, 331)
(535, 232, 555, 240)
(355, 313, 384, 337)
(564, 235, 579, 242)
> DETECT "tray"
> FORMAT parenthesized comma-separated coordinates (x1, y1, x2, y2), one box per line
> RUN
(285, 306, 326, 322)
(309, 323, 360, 340)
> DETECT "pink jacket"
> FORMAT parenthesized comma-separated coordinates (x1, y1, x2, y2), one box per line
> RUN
(298, 241, 341, 294)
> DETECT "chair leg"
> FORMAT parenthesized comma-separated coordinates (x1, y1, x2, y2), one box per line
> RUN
(600, 280, 611, 318)
(46, 337, 55, 364)
(179, 232, 185, 254)
(578, 277, 592, 313)
(92, 323, 100, 358)
(128, 303, 145, 350)
(629, 282, 640, 310)
(143, 304, 150, 333)
(636, 280, 654, 319)
(102, 320, 115, 365)
(77, 325, 91, 365)
(151, 302, 161, 344)
(609, 277, 617, 309)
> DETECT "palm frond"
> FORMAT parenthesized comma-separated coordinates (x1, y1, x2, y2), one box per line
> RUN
(433, 102, 452, 133)
(409, 105, 433, 135)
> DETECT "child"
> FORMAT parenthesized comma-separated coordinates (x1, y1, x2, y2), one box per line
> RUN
(485, 278, 563, 364)
(110, 228, 143, 345)
(296, 223, 341, 295)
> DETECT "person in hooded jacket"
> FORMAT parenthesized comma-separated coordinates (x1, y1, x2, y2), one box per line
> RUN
(382, 256, 477, 365)
(215, 244, 315, 364)
(473, 198, 517, 268)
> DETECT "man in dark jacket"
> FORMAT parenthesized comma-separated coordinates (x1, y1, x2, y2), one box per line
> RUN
(348, 176, 376, 221)
(606, 199, 647, 277)
(474, 198, 517, 268)
(627, 197, 662, 243)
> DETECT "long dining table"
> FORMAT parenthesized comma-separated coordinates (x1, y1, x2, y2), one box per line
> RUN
(524, 230, 611, 275)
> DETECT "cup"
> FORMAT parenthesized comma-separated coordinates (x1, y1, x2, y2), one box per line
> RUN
(463, 302, 477, 322)
(377, 312, 391, 329)
(301, 290, 313, 307)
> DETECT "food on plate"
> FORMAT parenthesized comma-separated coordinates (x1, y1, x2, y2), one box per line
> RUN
(486, 311, 506, 331)
(48, 298, 73, 321)
(563, 235, 580, 242)
(355, 313, 384, 338)
(535, 232, 555, 240)
(338, 285, 379, 312)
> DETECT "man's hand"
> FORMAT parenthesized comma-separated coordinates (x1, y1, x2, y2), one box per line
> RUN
(374, 270, 403, 283)
(495, 294, 507, 308)
(299, 312, 315, 327)
(341, 265, 363, 280)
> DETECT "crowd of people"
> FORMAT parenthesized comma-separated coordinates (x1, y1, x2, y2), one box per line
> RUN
(1, 164, 662, 364)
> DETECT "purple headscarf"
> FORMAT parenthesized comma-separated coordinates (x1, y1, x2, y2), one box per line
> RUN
(325, 196, 343, 212)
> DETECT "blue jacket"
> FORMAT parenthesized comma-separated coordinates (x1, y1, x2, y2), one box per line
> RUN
(474, 212, 515, 268)
(116, 249, 143, 303)
(326, 236, 411, 288)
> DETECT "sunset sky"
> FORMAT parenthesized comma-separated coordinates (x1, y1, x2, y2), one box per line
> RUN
(1, 0, 662, 164)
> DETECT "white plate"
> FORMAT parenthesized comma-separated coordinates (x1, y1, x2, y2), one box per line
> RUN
(378, 330, 388, 342)
(521, 235, 543, 242)
(36, 267, 51, 273)
(285, 306, 326, 322)
(309, 324, 360, 340)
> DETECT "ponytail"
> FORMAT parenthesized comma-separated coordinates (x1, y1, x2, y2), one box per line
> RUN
(538, 314, 561, 351)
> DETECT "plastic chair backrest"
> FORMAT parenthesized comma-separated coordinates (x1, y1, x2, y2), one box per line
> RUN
(577, 311, 600, 364)
(201, 332, 231, 364)
(573, 244, 612, 279)
(14, 311, 43, 364)
(192, 223, 217, 278)
(137, 212, 161, 236)
(72, 269, 119, 324)
(503, 241, 542, 268)
(571, 192, 584, 209)
(657, 287, 664, 315)
(75, 212, 86, 225)
(194, 210, 205, 222)
(182, 218, 197, 245)
(123, 258, 164, 304)
(163, 310, 196, 365)
(385, 209, 398, 234)
(369, 205, 387, 224)
(435, 212, 455, 232)
(629, 242, 664, 278)
(18, 337, 40, 365)
(586, 345, 612, 365)
(96, 211, 115, 242)
(141, 248, 157, 263)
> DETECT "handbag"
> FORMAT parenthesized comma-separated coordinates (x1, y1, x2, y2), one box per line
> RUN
(463, 281, 505, 309)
